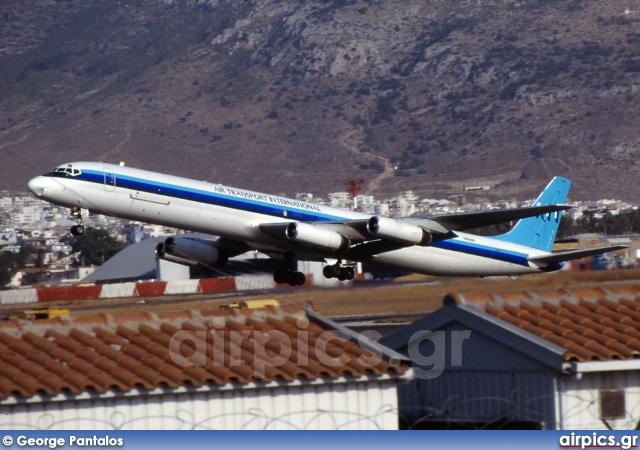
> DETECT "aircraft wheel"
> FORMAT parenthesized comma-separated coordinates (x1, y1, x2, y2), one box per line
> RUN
(331, 265, 342, 278)
(323, 265, 334, 279)
(274, 270, 287, 284)
(290, 272, 306, 286)
(344, 267, 355, 280)
(70, 225, 85, 236)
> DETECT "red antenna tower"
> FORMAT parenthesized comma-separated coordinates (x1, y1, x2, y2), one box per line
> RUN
(344, 179, 364, 211)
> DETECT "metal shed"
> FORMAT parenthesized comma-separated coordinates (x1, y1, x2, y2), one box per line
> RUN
(380, 287, 640, 429)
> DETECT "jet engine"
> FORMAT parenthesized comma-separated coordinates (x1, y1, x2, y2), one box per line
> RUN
(366, 216, 432, 246)
(285, 222, 350, 252)
(155, 236, 226, 267)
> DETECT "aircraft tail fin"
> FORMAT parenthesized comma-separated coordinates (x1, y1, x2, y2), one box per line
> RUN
(493, 177, 571, 252)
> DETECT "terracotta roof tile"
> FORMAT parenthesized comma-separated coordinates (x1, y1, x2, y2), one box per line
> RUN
(0, 304, 408, 400)
(469, 286, 640, 362)
(112, 312, 155, 324)
(156, 311, 194, 321)
(0, 321, 23, 330)
(182, 365, 223, 385)
(0, 371, 19, 393)
(94, 327, 128, 345)
(530, 309, 640, 358)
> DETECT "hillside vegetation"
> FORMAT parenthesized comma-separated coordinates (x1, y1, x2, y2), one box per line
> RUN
(1, 0, 639, 201)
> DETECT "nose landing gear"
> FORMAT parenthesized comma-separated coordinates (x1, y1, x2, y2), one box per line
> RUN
(70, 225, 85, 236)
(70, 207, 85, 236)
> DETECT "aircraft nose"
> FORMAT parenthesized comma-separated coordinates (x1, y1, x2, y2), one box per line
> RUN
(28, 176, 49, 197)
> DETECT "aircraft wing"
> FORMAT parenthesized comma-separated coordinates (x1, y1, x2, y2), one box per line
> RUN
(528, 245, 629, 264)
(420, 204, 573, 233)
(210, 237, 253, 257)
(257, 204, 574, 257)
(337, 204, 574, 236)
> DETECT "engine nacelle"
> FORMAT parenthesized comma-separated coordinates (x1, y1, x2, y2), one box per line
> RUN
(285, 222, 350, 252)
(156, 236, 224, 266)
(155, 242, 199, 266)
(367, 216, 432, 246)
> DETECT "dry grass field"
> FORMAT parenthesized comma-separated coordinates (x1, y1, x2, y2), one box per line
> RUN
(274, 268, 640, 317)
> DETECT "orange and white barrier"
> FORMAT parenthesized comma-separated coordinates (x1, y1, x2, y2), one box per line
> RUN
(0, 274, 315, 305)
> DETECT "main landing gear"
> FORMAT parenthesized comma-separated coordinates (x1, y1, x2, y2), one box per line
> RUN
(70, 207, 85, 236)
(273, 270, 306, 286)
(323, 263, 355, 281)
(273, 256, 307, 287)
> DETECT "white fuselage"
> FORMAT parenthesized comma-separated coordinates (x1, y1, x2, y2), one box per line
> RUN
(28, 162, 551, 277)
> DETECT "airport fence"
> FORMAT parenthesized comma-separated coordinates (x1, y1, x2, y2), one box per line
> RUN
(0, 273, 312, 305)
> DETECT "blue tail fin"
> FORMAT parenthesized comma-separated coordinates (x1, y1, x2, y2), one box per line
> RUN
(493, 177, 571, 251)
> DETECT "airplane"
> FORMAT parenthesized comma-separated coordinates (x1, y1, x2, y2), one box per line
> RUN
(27, 162, 627, 286)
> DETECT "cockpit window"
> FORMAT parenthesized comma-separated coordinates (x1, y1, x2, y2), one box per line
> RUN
(47, 164, 81, 177)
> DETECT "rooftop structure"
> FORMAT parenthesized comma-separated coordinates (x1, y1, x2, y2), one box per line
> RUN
(0, 303, 410, 429)
(381, 287, 640, 430)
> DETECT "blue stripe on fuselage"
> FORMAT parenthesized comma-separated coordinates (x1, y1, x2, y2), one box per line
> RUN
(48, 169, 532, 267)
(432, 238, 530, 267)
(48, 170, 347, 222)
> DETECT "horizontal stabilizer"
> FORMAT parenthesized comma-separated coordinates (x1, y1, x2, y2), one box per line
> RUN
(528, 245, 629, 264)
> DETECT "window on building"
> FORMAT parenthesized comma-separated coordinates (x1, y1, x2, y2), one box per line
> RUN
(600, 389, 625, 420)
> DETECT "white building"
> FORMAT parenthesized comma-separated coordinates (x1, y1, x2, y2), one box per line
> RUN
(328, 191, 353, 210)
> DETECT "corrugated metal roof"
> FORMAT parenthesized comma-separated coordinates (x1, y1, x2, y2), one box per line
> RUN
(82, 237, 161, 282)
(449, 286, 640, 363)
(0, 304, 408, 400)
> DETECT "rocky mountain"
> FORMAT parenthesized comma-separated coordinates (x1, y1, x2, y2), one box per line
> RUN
(1, 0, 639, 201)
